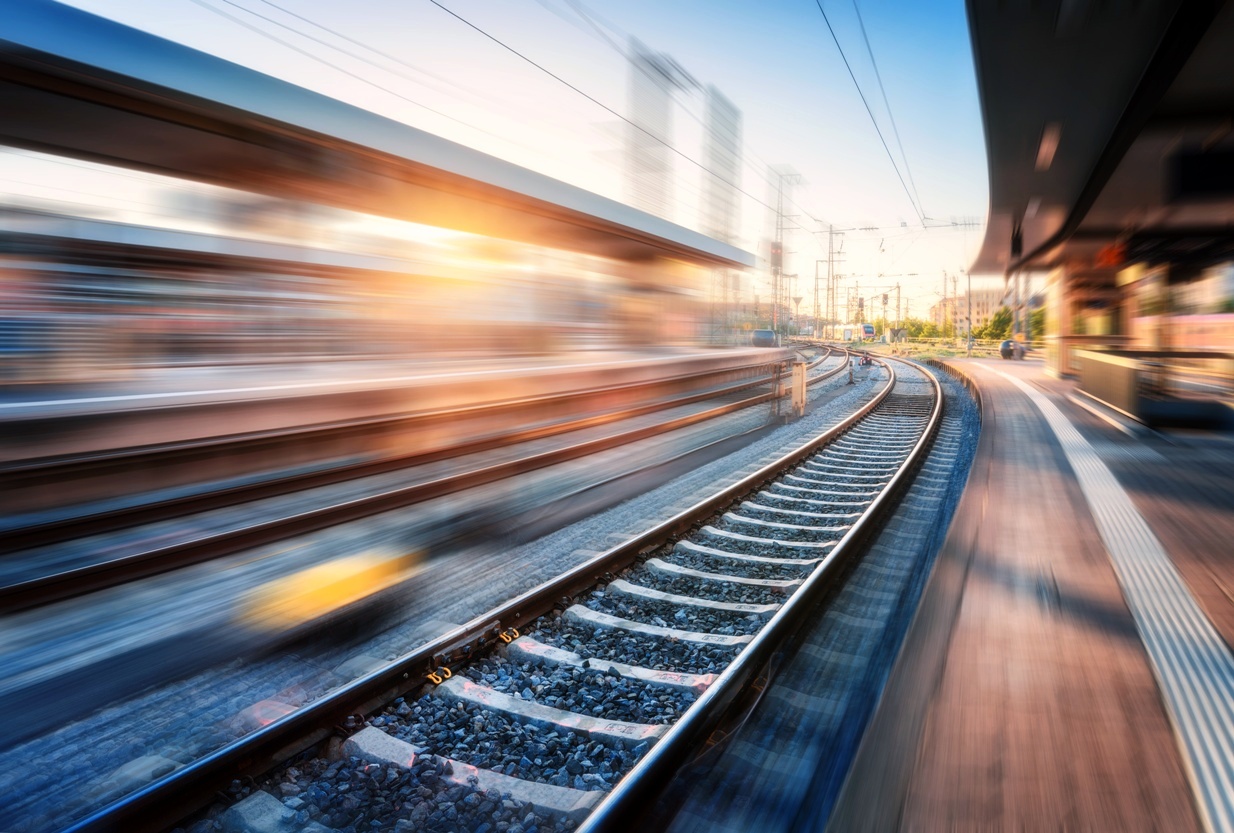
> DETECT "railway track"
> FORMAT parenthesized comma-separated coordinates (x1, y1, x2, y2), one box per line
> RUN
(1, 357, 798, 552)
(1, 350, 846, 613)
(57, 355, 942, 833)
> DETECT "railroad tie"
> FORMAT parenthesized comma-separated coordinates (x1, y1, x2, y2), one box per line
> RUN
(341, 727, 601, 823)
(436, 675, 667, 750)
(506, 635, 716, 695)
(563, 604, 755, 647)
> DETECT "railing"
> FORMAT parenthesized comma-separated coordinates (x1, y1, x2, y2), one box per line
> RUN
(885, 337, 1045, 358)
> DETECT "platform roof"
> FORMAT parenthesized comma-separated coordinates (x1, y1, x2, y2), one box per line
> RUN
(968, 0, 1234, 276)
(0, 0, 753, 269)
(0, 208, 430, 275)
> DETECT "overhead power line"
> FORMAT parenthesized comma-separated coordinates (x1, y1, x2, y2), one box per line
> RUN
(193, 0, 867, 252)
(430, 0, 795, 222)
(526, 0, 842, 243)
(198, 0, 825, 246)
(184, 0, 508, 143)
(812, 0, 925, 225)
(542, 0, 772, 186)
(189, 0, 801, 248)
(247, 0, 521, 113)
(851, 0, 925, 219)
(252, 0, 443, 82)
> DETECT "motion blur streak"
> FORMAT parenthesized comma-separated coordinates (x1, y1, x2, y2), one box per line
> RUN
(0, 4, 835, 831)
(0, 149, 732, 384)
(237, 549, 424, 636)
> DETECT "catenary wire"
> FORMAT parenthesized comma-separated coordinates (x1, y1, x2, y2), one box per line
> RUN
(434, 0, 794, 224)
(813, 0, 925, 225)
(249, 0, 826, 244)
(851, 0, 926, 219)
(185, 0, 513, 144)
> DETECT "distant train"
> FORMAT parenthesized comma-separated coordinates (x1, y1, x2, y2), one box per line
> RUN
(842, 323, 876, 342)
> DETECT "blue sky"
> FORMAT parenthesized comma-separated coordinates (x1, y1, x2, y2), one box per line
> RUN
(53, 0, 992, 314)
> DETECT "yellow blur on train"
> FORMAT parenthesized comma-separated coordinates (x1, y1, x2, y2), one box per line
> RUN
(236, 549, 425, 637)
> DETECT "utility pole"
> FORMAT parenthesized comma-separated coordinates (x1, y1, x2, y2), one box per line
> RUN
(701, 86, 741, 343)
(941, 273, 947, 334)
(827, 225, 834, 339)
(771, 167, 802, 338)
(1018, 270, 1028, 342)
(826, 225, 845, 340)
(965, 268, 973, 354)
(952, 273, 958, 342)
(773, 178, 783, 335)
(814, 259, 823, 339)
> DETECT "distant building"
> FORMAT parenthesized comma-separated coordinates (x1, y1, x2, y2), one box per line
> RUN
(963, 286, 1009, 331)
(933, 286, 1008, 333)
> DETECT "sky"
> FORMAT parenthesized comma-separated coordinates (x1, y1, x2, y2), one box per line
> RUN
(47, 0, 996, 318)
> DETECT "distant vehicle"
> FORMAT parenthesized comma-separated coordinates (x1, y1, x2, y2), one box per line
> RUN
(751, 329, 781, 347)
(856, 323, 875, 341)
(1000, 339, 1015, 359)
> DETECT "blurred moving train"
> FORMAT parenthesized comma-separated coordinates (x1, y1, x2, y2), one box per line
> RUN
(236, 549, 425, 641)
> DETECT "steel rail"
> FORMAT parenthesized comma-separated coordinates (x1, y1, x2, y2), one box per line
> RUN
(810, 347, 850, 386)
(1, 358, 793, 552)
(5, 354, 854, 613)
(577, 355, 944, 833)
(60, 350, 886, 833)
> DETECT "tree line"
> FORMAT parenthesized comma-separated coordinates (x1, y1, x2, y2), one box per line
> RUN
(870, 306, 1045, 340)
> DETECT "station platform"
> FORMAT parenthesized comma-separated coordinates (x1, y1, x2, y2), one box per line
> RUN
(833, 356, 1234, 831)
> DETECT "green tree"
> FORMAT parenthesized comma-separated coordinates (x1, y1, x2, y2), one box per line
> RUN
(978, 306, 1013, 340)
(1029, 307, 1045, 339)
(903, 317, 940, 338)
